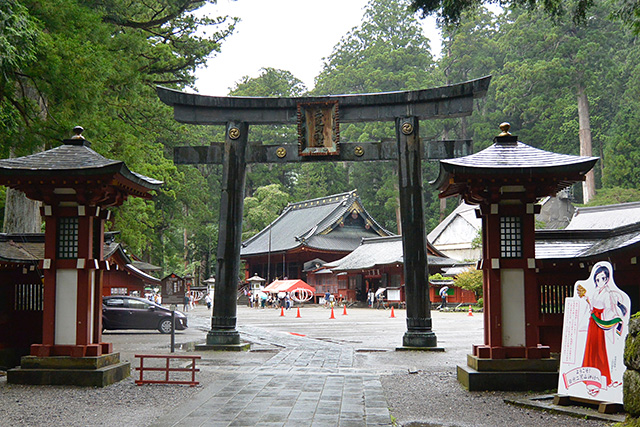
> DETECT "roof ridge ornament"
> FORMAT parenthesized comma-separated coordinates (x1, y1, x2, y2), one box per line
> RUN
(65, 126, 91, 147)
(71, 126, 85, 139)
(494, 122, 518, 145)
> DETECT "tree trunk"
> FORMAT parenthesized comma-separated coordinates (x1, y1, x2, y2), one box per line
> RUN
(3, 145, 41, 233)
(577, 84, 596, 204)
(3, 188, 41, 233)
(3, 82, 45, 233)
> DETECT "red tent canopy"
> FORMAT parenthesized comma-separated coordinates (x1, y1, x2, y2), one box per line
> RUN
(263, 279, 315, 294)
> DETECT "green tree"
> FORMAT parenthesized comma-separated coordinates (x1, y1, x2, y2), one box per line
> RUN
(602, 52, 640, 190)
(0, 0, 236, 277)
(313, 0, 439, 232)
(242, 184, 290, 240)
(454, 268, 483, 299)
(228, 67, 307, 196)
(409, 0, 640, 33)
(484, 4, 632, 202)
(583, 187, 640, 206)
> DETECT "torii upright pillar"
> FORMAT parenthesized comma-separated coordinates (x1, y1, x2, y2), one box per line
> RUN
(396, 117, 439, 349)
(202, 122, 250, 349)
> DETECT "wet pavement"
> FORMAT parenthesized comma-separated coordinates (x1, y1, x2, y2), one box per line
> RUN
(102, 304, 612, 427)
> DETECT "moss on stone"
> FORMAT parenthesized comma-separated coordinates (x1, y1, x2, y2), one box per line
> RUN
(624, 369, 640, 417)
(626, 333, 640, 370)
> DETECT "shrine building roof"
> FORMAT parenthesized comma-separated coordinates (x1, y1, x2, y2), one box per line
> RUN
(240, 190, 393, 257)
(535, 223, 640, 260)
(433, 123, 598, 203)
(564, 201, 640, 230)
(535, 201, 640, 260)
(325, 235, 457, 272)
(0, 232, 158, 283)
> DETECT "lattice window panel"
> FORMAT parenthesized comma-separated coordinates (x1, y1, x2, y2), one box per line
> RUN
(500, 216, 522, 258)
(57, 217, 78, 259)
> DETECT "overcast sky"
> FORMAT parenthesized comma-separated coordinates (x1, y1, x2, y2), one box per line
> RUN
(193, 0, 440, 96)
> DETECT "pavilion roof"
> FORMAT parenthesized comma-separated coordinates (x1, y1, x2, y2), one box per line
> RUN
(0, 130, 162, 203)
(433, 130, 598, 202)
(240, 190, 392, 257)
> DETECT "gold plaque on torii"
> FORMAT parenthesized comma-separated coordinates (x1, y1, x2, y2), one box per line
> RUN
(297, 101, 339, 156)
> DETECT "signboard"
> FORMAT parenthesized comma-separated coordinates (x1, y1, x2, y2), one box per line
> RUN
(160, 273, 186, 305)
(387, 288, 401, 301)
(297, 101, 339, 156)
(557, 261, 630, 403)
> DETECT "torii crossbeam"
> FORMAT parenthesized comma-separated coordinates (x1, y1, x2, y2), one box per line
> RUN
(157, 76, 491, 349)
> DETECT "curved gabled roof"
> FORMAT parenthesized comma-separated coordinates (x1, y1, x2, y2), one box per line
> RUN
(240, 190, 393, 257)
(326, 235, 457, 272)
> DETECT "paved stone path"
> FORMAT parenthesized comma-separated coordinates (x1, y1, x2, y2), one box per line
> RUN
(152, 323, 393, 427)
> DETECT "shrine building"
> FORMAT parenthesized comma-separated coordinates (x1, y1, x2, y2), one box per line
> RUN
(315, 235, 475, 305)
(240, 190, 393, 283)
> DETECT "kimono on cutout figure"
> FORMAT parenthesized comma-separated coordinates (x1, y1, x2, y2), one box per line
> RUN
(577, 263, 628, 390)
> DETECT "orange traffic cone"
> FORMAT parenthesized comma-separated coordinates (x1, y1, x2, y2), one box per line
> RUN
(330, 307, 336, 319)
(280, 306, 285, 317)
(468, 305, 473, 316)
(296, 307, 301, 318)
(342, 305, 348, 316)
(390, 306, 396, 318)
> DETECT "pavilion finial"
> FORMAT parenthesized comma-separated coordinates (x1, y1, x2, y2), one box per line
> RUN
(498, 122, 511, 137)
(71, 126, 85, 139)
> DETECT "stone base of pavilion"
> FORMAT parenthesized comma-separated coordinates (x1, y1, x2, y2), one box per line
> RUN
(457, 354, 559, 391)
(194, 343, 251, 352)
(7, 352, 130, 387)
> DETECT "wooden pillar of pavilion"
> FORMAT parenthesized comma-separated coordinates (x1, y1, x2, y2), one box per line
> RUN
(434, 123, 598, 391)
(2, 127, 161, 386)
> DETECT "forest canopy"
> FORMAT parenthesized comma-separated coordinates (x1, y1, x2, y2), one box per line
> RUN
(409, 0, 640, 33)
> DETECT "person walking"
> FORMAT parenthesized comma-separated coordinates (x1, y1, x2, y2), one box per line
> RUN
(183, 292, 190, 312)
(439, 286, 449, 310)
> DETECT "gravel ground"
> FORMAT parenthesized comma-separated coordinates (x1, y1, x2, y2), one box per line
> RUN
(0, 370, 212, 427)
(381, 372, 612, 427)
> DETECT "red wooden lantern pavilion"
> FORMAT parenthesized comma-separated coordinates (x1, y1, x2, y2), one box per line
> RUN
(434, 123, 598, 390)
(0, 127, 161, 385)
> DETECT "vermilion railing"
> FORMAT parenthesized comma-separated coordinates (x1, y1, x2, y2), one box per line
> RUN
(134, 354, 201, 386)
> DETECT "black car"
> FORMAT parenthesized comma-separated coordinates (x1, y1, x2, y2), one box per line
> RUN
(102, 296, 188, 333)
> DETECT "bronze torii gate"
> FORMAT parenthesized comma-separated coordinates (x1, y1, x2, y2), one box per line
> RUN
(157, 76, 491, 349)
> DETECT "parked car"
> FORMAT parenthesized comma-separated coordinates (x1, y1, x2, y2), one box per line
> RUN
(102, 296, 188, 333)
